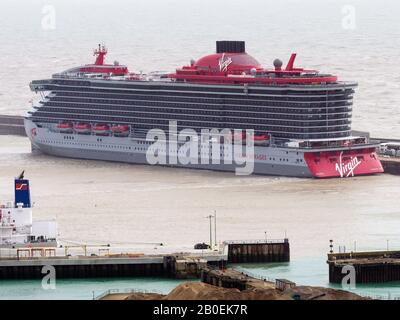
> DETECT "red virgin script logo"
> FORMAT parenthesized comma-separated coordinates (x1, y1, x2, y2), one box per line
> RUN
(335, 152, 362, 177)
(31, 128, 37, 137)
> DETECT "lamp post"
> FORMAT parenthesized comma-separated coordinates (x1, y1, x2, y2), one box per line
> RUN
(206, 215, 213, 249)
(214, 210, 217, 250)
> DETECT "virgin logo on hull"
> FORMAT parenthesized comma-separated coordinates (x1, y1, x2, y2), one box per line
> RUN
(335, 151, 362, 177)
(31, 128, 37, 137)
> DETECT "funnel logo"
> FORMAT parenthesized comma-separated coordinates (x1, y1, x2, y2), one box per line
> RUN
(335, 152, 362, 177)
(218, 53, 232, 72)
(15, 183, 28, 191)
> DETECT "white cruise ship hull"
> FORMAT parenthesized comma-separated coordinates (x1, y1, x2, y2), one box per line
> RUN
(25, 119, 314, 178)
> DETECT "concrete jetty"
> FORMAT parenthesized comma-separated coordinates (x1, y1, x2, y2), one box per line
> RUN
(0, 115, 25, 136)
(0, 239, 290, 280)
(327, 250, 400, 283)
(0, 253, 226, 280)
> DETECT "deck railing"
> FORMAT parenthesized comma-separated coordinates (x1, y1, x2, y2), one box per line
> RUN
(223, 239, 288, 245)
(94, 288, 163, 300)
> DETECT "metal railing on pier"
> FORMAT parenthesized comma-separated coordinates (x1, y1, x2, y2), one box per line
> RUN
(360, 292, 400, 300)
(94, 288, 163, 300)
(230, 266, 276, 283)
(223, 239, 287, 245)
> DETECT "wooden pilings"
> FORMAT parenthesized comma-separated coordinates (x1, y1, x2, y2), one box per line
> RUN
(327, 250, 400, 283)
(0, 254, 222, 280)
(226, 239, 290, 263)
(329, 262, 400, 284)
(0, 262, 164, 280)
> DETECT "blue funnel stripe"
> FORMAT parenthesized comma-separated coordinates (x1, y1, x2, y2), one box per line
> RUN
(15, 179, 31, 208)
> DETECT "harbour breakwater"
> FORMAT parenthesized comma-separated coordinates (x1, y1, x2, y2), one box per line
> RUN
(0, 115, 25, 136)
(0, 240, 289, 280)
(328, 250, 400, 284)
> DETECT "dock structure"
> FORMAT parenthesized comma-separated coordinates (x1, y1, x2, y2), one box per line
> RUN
(380, 157, 400, 175)
(201, 266, 276, 291)
(0, 255, 164, 279)
(370, 136, 400, 175)
(327, 250, 400, 283)
(0, 239, 291, 280)
(0, 252, 227, 280)
(0, 115, 25, 136)
(224, 239, 290, 263)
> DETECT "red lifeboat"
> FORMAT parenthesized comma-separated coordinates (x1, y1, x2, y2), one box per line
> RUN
(92, 123, 110, 136)
(57, 122, 73, 133)
(254, 134, 270, 145)
(74, 123, 91, 134)
(111, 124, 130, 137)
(229, 132, 270, 145)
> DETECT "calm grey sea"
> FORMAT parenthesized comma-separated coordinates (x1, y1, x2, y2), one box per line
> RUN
(0, 0, 399, 299)
(1, 0, 400, 137)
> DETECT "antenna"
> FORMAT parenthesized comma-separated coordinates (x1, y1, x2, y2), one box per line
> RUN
(17, 170, 25, 180)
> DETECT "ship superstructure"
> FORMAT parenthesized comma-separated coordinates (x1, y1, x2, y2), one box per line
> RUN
(25, 41, 383, 178)
(0, 173, 57, 248)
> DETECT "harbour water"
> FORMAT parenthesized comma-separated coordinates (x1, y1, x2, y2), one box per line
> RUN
(1, 0, 400, 138)
(0, 277, 191, 300)
(0, 0, 400, 299)
(0, 135, 399, 299)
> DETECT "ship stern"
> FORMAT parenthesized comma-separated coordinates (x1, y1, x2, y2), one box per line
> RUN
(304, 147, 384, 178)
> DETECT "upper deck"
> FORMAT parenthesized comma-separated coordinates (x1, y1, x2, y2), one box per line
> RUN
(28, 41, 357, 141)
(35, 41, 349, 88)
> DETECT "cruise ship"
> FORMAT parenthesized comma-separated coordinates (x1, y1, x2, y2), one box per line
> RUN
(25, 41, 383, 178)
